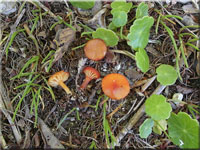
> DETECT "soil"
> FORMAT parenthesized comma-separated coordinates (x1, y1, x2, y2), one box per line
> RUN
(0, 1, 199, 149)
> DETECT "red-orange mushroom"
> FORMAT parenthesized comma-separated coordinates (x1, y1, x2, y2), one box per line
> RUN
(84, 39, 107, 61)
(102, 73, 130, 100)
(48, 71, 72, 95)
(80, 67, 100, 90)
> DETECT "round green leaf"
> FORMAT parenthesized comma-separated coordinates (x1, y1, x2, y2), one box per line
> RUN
(92, 28, 119, 47)
(136, 2, 148, 19)
(127, 16, 154, 50)
(153, 120, 167, 135)
(135, 48, 149, 73)
(156, 64, 178, 86)
(111, 0, 132, 14)
(139, 118, 154, 138)
(69, 0, 95, 10)
(108, 22, 117, 30)
(145, 94, 172, 120)
(112, 11, 127, 27)
(168, 112, 199, 149)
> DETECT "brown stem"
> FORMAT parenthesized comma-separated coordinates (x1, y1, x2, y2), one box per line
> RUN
(59, 81, 72, 95)
(80, 77, 91, 90)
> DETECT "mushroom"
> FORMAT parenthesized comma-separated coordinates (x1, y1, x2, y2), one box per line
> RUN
(80, 66, 100, 90)
(102, 73, 130, 100)
(48, 71, 72, 95)
(84, 39, 107, 61)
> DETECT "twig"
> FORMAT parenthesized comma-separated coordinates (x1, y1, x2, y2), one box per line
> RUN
(0, 111, 7, 149)
(158, 1, 197, 36)
(114, 84, 166, 146)
(141, 75, 157, 92)
(23, 23, 40, 55)
(2, 9, 25, 60)
(107, 103, 124, 119)
(0, 8, 25, 146)
(30, 0, 58, 21)
(1, 109, 22, 145)
(113, 99, 138, 131)
(114, 49, 193, 146)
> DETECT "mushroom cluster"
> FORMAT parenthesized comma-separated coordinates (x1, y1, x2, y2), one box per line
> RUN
(48, 38, 130, 100)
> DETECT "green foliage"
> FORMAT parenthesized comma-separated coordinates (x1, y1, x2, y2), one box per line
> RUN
(111, 0, 132, 14)
(69, 0, 95, 10)
(139, 118, 154, 138)
(108, 22, 117, 30)
(156, 64, 178, 86)
(127, 16, 154, 50)
(136, 2, 148, 19)
(110, 0, 132, 29)
(112, 11, 127, 27)
(153, 120, 167, 135)
(103, 102, 116, 148)
(5, 29, 25, 60)
(160, 21, 181, 80)
(92, 28, 119, 47)
(135, 48, 149, 73)
(145, 94, 172, 120)
(168, 112, 200, 149)
(11, 55, 55, 127)
(57, 107, 77, 129)
(89, 141, 97, 149)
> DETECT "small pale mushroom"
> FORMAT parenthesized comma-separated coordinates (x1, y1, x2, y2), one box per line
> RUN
(84, 39, 107, 61)
(102, 73, 130, 100)
(80, 66, 100, 90)
(48, 71, 72, 95)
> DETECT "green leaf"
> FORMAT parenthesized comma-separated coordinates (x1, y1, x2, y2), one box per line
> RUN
(153, 120, 167, 135)
(139, 118, 154, 138)
(135, 48, 149, 73)
(111, 0, 132, 14)
(112, 11, 127, 27)
(136, 2, 148, 19)
(145, 94, 172, 120)
(92, 28, 119, 47)
(127, 16, 154, 50)
(168, 112, 199, 149)
(108, 22, 117, 30)
(156, 64, 178, 86)
(69, 0, 95, 10)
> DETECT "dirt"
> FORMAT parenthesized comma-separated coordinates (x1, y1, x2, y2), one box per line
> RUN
(0, 1, 200, 149)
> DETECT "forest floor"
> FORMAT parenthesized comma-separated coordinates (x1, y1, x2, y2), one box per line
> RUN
(0, 0, 200, 149)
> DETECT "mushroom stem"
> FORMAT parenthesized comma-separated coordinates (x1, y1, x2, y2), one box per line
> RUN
(59, 81, 72, 95)
(80, 77, 91, 89)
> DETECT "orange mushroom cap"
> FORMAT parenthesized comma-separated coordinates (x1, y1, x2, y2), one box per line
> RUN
(80, 67, 100, 89)
(48, 71, 72, 94)
(102, 73, 130, 100)
(84, 39, 107, 61)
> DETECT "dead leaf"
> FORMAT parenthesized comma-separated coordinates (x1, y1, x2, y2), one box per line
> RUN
(105, 50, 117, 64)
(125, 69, 143, 81)
(37, 31, 47, 38)
(146, 46, 162, 57)
(53, 28, 76, 63)
(182, 4, 200, 13)
(87, 8, 107, 28)
(1, 109, 22, 145)
(38, 118, 64, 149)
(182, 15, 198, 26)
(176, 85, 194, 94)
